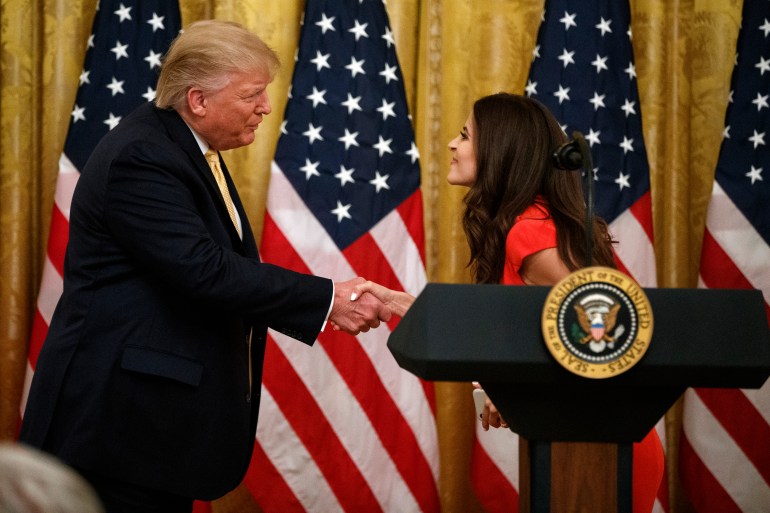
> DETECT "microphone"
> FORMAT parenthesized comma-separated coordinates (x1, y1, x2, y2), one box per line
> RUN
(552, 139, 583, 170)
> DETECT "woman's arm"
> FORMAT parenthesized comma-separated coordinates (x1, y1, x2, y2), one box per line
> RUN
(349, 281, 415, 317)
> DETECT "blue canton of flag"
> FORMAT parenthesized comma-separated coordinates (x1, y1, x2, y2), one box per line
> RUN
(274, 0, 421, 249)
(714, 1, 770, 246)
(525, 0, 651, 225)
(64, 0, 181, 171)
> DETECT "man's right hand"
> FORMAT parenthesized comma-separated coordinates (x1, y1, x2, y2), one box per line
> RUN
(329, 277, 392, 335)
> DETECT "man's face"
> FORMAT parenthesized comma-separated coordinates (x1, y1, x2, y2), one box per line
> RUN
(198, 69, 272, 151)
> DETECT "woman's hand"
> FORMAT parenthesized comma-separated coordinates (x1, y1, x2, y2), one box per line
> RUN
(473, 382, 508, 431)
(349, 280, 416, 318)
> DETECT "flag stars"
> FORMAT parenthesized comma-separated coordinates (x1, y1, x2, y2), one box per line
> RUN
(382, 27, 395, 48)
(596, 17, 612, 36)
(620, 136, 634, 153)
(624, 62, 637, 80)
(106, 77, 125, 96)
(341, 93, 363, 114)
(559, 11, 577, 31)
(71, 104, 86, 123)
(145, 50, 163, 69)
(615, 172, 631, 190)
(331, 201, 352, 222)
(300, 159, 321, 180)
(558, 49, 575, 68)
(316, 13, 336, 34)
(338, 129, 359, 149)
(554, 85, 571, 104)
(746, 166, 763, 185)
(335, 165, 355, 186)
(406, 142, 420, 163)
(303, 123, 324, 144)
(369, 172, 390, 193)
(306, 86, 328, 107)
(585, 128, 601, 147)
(345, 56, 366, 77)
(753, 92, 769, 111)
(525, 80, 537, 96)
(379, 63, 399, 84)
(377, 98, 396, 120)
(78, 70, 90, 86)
(142, 86, 156, 102)
(749, 129, 765, 149)
(589, 92, 606, 110)
(532, 44, 541, 61)
(761, 19, 770, 38)
(723, 125, 731, 139)
(756, 56, 770, 75)
(621, 99, 637, 117)
(349, 20, 369, 41)
(592, 54, 609, 73)
(111, 41, 129, 60)
(104, 113, 121, 130)
(147, 13, 165, 32)
(373, 136, 393, 157)
(114, 3, 132, 22)
(310, 51, 331, 72)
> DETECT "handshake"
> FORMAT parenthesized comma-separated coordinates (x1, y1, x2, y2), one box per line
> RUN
(328, 277, 415, 335)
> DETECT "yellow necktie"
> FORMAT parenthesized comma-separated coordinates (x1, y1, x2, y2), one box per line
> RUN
(205, 149, 242, 238)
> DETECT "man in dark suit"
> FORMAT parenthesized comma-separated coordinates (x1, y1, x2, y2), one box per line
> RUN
(19, 20, 390, 513)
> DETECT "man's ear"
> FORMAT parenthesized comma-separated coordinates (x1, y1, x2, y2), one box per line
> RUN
(187, 88, 207, 116)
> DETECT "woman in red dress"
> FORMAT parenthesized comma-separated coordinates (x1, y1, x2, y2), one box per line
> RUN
(352, 92, 664, 512)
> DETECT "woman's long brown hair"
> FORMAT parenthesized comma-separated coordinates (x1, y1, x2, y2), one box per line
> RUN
(462, 93, 616, 284)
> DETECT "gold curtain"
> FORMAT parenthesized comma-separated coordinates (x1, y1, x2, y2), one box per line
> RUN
(0, 1, 740, 512)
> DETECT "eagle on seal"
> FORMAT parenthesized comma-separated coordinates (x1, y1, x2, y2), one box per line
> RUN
(575, 302, 621, 347)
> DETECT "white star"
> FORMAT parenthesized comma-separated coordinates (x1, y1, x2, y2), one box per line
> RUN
(379, 63, 399, 84)
(557, 49, 575, 68)
(338, 129, 359, 150)
(621, 99, 637, 117)
(71, 104, 86, 123)
(147, 13, 165, 32)
(532, 44, 541, 61)
(406, 142, 420, 163)
(104, 113, 121, 130)
(335, 165, 355, 186)
(331, 201, 352, 222)
(761, 19, 770, 37)
(723, 125, 731, 139)
(369, 171, 390, 193)
(377, 98, 396, 120)
(591, 54, 608, 73)
(87, 34, 95, 48)
(303, 123, 324, 144)
(306, 87, 327, 107)
(756, 56, 770, 75)
(753, 93, 769, 111)
(114, 3, 132, 22)
(79, 69, 90, 86)
(300, 158, 321, 180)
(310, 51, 331, 72)
(749, 129, 766, 149)
(341, 94, 363, 114)
(316, 13, 336, 34)
(349, 20, 369, 41)
(620, 136, 634, 153)
(559, 11, 577, 31)
(746, 166, 763, 184)
(373, 136, 393, 157)
(106, 77, 125, 96)
(382, 27, 395, 48)
(553, 85, 570, 104)
(589, 92, 606, 111)
(145, 50, 163, 69)
(142, 86, 156, 102)
(615, 172, 631, 190)
(585, 128, 601, 147)
(624, 62, 637, 79)
(596, 17, 612, 36)
(345, 56, 366, 78)
(111, 41, 129, 61)
(525, 80, 537, 97)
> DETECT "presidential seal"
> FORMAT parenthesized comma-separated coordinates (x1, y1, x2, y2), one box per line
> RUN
(541, 266, 653, 379)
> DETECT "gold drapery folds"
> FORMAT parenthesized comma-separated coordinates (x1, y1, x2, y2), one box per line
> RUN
(0, 1, 740, 512)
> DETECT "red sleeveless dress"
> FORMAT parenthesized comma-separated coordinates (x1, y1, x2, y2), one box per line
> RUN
(502, 202, 665, 513)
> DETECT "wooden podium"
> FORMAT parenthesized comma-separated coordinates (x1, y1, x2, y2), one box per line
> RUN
(387, 283, 770, 513)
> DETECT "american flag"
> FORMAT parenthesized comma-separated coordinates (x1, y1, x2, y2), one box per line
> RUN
(470, 1, 665, 512)
(21, 0, 180, 413)
(681, 0, 770, 510)
(246, 1, 439, 512)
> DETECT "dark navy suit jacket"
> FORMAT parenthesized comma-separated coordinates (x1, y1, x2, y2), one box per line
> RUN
(19, 102, 332, 500)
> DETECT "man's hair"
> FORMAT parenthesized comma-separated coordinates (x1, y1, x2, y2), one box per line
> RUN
(155, 20, 281, 109)
(0, 442, 104, 513)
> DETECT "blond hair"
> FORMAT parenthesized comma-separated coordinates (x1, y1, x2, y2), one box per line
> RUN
(155, 20, 281, 109)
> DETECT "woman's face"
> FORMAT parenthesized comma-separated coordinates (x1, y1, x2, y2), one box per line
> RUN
(447, 112, 477, 186)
